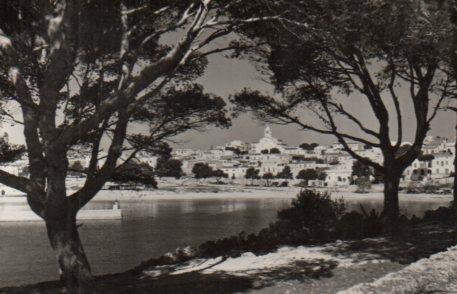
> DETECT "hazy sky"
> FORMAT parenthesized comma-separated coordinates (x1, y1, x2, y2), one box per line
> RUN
(172, 53, 456, 149)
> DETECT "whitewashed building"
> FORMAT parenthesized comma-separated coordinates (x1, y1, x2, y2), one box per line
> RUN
(251, 126, 289, 154)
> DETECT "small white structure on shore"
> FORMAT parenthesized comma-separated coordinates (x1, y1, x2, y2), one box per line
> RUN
(0, 199, 122, 222)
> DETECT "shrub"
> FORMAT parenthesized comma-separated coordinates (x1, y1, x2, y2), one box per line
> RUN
(422, 206, 457, 224)
(276, 190, 345, 243)
(199, 190, 346, 256)
(337, 208, 383, 239)
(199, 190, 387, 258)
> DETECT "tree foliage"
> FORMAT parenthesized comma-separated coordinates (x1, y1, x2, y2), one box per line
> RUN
(245, 166, 260, 185)
(213, 169, 228, 181)
(269, 147, 280, 154)
(0, 134, 25, 163)
(109, 162, 157, 188)
(299, 143, 318, 151)
(276, 165, 293, 179)
(297, 169, 318, 184)
(418, 154, 435, 161)
(352, 160, 373, 179)
(155, 158, 183, 179)
(192, 162, 214, 180)
(232, 0, 455, 221)
(262, 172, 274, 186)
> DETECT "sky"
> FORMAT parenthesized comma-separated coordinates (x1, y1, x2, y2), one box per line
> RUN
(171, 52, 456, 150)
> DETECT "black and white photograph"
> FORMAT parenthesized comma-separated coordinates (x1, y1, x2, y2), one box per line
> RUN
(0, 0, 457, 293)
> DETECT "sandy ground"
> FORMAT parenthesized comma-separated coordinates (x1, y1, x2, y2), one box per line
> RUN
(137, 240, 406, 294)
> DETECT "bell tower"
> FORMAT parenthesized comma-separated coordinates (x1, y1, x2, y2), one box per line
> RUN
(264, 126, 272, 138)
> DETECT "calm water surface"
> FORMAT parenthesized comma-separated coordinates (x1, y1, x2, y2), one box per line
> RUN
(0, 195, 451, 287)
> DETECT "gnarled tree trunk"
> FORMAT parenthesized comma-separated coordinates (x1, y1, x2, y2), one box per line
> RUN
(46, 211, 95, 294)
(44, 152, 96, 293)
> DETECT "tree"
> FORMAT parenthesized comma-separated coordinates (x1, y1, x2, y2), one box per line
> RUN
(225, 146, 242, 156)
(292, 155, 305, 162)
(0, 134, 25, 162)
(296, 169, 318, 186)
(109, 162, 157, 188)
(276, 165, 293, 179)
(318, 171, 327, 181)
(261, 149, 269, 154)
(245, 167, 260, 185)
(299, 143, 318, 151)
(192, 163, 214, 180)
(155, 158, 183, 179)
(0, 1, 275, 291)
(352, 160, 373, 179)
(418, 154, 435, 161)
(262, 172, 274, 186)
(270, 147, 280, 154)
(150, 142, 173, 161)
(212, 169, 228, 182)
(233, 0, 453, 224)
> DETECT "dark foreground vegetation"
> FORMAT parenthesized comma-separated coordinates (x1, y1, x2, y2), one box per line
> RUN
(3, 190, 457, 294)
(199, 190, 457, 261)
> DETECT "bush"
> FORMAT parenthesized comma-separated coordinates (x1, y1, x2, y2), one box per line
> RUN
(337, 208, 383, 239)
(422, 206, 457, 224)
(200, 190, 348, 256)
(275, 190, 345, 243)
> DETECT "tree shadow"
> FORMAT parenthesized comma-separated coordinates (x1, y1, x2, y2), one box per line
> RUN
(91, 254, 337, 293)
(319, 223, 457, 265)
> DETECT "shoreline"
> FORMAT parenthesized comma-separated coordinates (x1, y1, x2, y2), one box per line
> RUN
(0, 185, 452, 203)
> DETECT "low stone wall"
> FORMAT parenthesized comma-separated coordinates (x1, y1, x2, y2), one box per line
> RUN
(339, 245, 457, 293)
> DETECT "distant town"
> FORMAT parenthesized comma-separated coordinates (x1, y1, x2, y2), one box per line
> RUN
(172, 126, 455, 187)
(0, 126, 454, 191)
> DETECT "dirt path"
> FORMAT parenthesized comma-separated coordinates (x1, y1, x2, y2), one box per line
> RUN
(249, 262, 404, 294)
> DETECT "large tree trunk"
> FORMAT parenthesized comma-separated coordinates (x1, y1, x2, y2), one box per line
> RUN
(46, 210, 96, 293)
(45, 151, 96, 293)
(382, 171, 401, 226)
